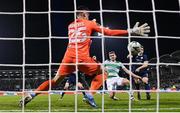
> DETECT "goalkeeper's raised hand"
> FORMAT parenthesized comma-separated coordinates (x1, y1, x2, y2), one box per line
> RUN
(130, 22, 150, 36)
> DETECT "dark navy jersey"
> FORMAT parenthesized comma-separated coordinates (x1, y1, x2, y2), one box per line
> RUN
(132, 54, 148, 76)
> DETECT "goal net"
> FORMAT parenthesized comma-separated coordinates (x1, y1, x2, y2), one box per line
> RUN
(0, 0, 180, 112)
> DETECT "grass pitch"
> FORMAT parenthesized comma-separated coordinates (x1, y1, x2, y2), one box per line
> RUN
(0, 92, 180, 112)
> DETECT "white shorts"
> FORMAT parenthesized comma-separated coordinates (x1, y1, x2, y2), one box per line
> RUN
(106, 77, 124, 91)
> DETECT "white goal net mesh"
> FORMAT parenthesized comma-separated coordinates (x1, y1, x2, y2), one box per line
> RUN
(0, 0, 180, 112)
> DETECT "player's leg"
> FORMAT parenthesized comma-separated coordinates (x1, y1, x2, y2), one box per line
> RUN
(77, 82, 90, 102)
(106, 77, 119, 100)
(121, 78, 130, 86)
(109, 92, 119, 100)
(79, 57, 107, 93)
(33, 63, 75, 97)
(134, 78, 141, 100)
(60, 80, 71, 99)
(102, 80, 109, 94)
(77, 73, 91, 100)
(78, 57, 107, 107)
(19, 57, 75, 107)
(82, 72, 104, 108)
(142, 75, 151, 100)
(77, 82, 86, 97)
(89, 72, 107, 92)
(118, 78, 137, 101)
(19, 73, 68, 107)
(118, 78, 133, 100)
(78, 72, 90, 90)
(60, 92, 65, 99)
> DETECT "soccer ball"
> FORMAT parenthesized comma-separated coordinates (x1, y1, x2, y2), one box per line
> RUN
(127, 41, 142, 55)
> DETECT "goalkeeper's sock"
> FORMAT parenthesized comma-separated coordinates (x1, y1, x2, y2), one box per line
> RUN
(145, 83, 150, 95)
(89, 72, 107, 94)
(35, 80, 56, 96)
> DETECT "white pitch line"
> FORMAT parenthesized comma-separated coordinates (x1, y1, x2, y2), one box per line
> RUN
(0, 107, 180, 112)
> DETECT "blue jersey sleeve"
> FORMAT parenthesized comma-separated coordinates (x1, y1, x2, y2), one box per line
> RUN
(143, 54, 148, 62)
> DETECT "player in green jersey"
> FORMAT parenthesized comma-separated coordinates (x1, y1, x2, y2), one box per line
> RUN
(104, 51, 142, 100)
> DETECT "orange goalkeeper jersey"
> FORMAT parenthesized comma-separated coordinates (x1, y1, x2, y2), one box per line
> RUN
(64, 18, 128, 59)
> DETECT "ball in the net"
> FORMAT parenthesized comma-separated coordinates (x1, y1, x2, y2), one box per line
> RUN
(127, 41, 142, 56)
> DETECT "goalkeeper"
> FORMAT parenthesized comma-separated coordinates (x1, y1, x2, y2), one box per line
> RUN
(19, 6, 150, 108)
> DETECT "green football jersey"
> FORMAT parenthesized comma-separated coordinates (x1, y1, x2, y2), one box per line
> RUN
(104, 60, 125, 78)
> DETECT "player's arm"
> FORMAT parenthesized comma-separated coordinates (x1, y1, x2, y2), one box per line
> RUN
(136, 61, 148, 72)
(91, 20, 128, 36)
(122, 67, 142, 79)
(135, 54, 148, 72)
(91, 20, 150, 36)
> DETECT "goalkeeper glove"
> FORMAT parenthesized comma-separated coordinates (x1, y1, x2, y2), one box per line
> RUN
(130, 22, 150, 36)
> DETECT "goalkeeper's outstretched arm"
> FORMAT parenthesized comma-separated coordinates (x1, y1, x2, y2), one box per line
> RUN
(92, 19, 150, 36)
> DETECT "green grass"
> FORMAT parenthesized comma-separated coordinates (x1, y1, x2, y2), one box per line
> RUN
(0, 92, 180, 112)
